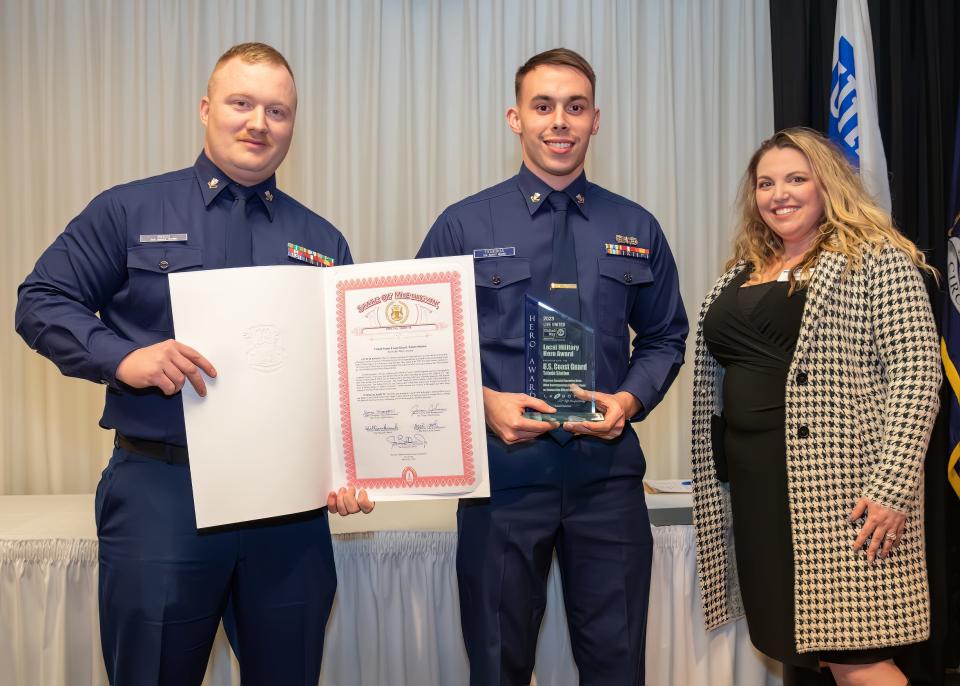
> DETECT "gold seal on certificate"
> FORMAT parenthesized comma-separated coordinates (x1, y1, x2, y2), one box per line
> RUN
(523, 295, 603, 422)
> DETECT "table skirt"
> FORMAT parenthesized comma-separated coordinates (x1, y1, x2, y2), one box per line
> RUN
(0, 527, 780, 685)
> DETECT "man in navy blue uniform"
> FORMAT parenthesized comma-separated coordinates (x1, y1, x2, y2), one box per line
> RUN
(15, 43, 371, 684)
(417, 48, 688, 684)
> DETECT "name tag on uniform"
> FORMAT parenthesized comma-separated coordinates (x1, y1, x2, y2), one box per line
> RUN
(473, 247, 516, 259)
(288, 242, 335, 267)
(140, 233, 188, 243)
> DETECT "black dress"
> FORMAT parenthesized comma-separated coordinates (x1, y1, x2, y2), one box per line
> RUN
(702, 270, 902, 672)
(702, 269, 815, 667)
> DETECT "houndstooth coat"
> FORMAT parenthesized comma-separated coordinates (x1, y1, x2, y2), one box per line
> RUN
(690, 245, 941, 653)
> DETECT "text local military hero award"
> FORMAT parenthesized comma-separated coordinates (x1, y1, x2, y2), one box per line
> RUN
(523, 295, 603, 422)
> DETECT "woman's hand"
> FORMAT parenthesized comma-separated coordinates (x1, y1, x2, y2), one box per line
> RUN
(850, 497, 906, 562)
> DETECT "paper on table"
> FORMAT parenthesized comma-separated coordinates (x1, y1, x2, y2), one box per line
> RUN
(644, 479, 693, 494)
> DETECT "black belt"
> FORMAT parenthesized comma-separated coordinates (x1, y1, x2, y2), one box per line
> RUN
(115, 433, 189, 465)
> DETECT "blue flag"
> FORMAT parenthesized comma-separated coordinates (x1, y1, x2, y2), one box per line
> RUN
(942, 95, 960, 501)
(829, 0, 892, 212)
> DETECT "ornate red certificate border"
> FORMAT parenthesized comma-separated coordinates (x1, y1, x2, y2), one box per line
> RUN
(336, 271, 475, 489)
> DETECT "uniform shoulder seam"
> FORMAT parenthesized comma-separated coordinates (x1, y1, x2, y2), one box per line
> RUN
(442, 179, 516, 213)
(589, 184, 647, 213)
(106, 167, 195, 194)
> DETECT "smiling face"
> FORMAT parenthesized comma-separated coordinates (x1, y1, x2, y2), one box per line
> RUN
(200, 57, 297, 186)
(507, 64, 599, 190)
(754, 146, 825, 254)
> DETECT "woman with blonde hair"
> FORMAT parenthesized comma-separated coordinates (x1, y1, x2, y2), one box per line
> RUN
(691, 127, 940, 686)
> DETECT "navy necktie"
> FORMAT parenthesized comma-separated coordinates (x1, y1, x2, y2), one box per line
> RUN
(225, 185, 254, 267)
(546, 191, 578, 446)
(547, 191, 579, 319)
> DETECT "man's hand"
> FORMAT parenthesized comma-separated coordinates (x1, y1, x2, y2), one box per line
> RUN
(327, 487, 375, 516)
(483, 387, 557, 444)
(115, 339, 217, 396)
(563, 386, 640, 440)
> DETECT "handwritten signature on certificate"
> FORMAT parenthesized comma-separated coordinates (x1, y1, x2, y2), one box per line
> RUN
(387, 434, 428, 449)
(410, 403, 447, 417)
(364, 423, 399, 434)
(413, 421, 445, 433)
(363, 409, 398, 419)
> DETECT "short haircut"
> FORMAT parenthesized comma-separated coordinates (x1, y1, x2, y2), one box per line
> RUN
(208, 42, 295, 92)
(514, 48, 596, 100)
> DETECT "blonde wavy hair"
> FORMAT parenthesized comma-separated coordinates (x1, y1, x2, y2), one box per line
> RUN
(727, 127, 934, 289)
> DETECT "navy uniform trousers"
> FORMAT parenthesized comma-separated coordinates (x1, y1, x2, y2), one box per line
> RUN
(95, 447, 336, 684)
(457, 431, 653, 686)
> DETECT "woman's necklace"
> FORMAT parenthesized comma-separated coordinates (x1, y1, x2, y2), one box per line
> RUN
(754, 253, 806, 284)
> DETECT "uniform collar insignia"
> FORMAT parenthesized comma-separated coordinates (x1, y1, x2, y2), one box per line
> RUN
(194, 151, 277, 221)
(516, 163, 590, 218)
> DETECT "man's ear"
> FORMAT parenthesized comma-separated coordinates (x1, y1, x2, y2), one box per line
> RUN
(506, 105, 522, 135)
(199, 96, 210, 127)
(591, 107, 600, 136)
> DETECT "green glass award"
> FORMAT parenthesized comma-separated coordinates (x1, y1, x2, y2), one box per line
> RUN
(523, 295, 603, 422)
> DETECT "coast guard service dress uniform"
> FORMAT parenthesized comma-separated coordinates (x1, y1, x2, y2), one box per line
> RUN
(15, 152, 351, 685)
(417, 164, 688, 685)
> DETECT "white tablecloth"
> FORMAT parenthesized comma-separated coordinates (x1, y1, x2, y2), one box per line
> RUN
(0, 495, 780, 686)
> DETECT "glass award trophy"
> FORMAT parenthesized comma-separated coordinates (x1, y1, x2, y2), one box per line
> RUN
(523, 295, 603, 422)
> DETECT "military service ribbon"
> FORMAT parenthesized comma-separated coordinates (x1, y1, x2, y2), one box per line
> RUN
(287, 243, 335, 267)
(604, 243, 650, 258)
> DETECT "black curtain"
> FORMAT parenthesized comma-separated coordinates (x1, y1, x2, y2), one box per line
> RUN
(769, 1, 960, 684)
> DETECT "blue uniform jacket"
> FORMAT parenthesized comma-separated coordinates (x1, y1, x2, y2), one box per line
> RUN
(15, 152, 352, 446)
(417, 165, 688, 488)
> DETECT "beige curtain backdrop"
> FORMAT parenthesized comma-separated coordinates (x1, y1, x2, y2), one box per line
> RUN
(0, 0, 773, 496)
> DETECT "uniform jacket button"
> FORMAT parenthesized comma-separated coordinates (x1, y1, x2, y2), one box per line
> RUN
(491, 275, 502, 285)
(797, 425, 810, 438)
(158, 260, 170, 270)
(796, 371, 808, 385)
(624, 272, 633, 283)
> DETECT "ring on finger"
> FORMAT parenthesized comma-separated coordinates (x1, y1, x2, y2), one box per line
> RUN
(883, 531, 897, 541)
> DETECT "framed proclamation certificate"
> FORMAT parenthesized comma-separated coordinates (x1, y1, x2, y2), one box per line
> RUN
(169, 256, 488, 527)
(336, 271, 476, 492)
